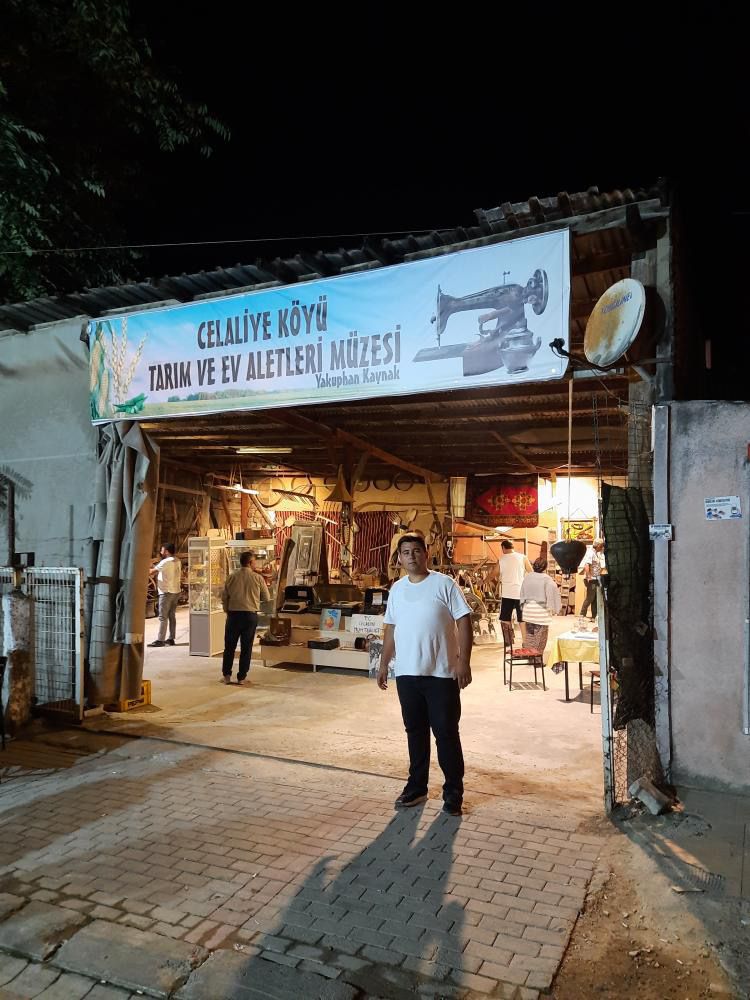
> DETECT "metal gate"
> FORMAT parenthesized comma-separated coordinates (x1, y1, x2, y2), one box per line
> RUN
(0, 568, 85, 721)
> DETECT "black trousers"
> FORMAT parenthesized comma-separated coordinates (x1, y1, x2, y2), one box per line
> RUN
(396, 675, 464, 804)
(222, 611, 258, 679)
(500, 597, 523, 622)
(580, 579, 598, 619)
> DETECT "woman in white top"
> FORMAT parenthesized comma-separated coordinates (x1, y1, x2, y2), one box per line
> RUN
(520, 558, 562, 627)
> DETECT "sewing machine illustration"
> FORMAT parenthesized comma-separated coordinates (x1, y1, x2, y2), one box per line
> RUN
(414, 268, 549, 376)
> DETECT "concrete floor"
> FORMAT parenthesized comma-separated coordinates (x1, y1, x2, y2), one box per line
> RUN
(90, 609, 605, 819)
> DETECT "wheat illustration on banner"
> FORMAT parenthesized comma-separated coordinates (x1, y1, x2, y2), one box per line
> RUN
(90, 317, 148, 419)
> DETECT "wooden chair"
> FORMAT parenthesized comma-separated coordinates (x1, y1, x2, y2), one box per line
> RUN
(500, 621, 546, 691)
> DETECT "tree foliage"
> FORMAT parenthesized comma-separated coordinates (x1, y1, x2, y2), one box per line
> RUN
(0, 0, 228, 303)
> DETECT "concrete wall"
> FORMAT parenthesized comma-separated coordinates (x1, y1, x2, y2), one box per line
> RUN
(669, 401, 750, 791)
(0, 319, 97, 568)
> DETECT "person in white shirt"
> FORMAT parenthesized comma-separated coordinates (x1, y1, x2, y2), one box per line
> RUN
(377, 534, 473, 816)
(148, 543, 182, 647)
(580, 538, 605, 620)
(497, 539, 532, 643)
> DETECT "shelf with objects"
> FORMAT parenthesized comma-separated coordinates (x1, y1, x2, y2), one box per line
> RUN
(188, 536, 227, 656)
(259, 607, 384, 673)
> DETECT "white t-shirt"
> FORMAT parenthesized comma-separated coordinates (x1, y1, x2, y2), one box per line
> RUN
(155, 556, 181, 594)
(499, 551, 527, 600)
(582, 547, 605, 578)
(384, 571, 471, 678)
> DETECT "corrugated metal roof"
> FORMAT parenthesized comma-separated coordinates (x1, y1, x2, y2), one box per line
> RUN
(0, 183, 664, 333)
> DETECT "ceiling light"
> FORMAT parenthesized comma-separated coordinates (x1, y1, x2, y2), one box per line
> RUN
(236, 446, 293, 454)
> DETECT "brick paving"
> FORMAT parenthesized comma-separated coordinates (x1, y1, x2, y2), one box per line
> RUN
(0, 739, 601, 997)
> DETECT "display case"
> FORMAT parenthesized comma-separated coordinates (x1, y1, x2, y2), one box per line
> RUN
(188, 537, 227, 656)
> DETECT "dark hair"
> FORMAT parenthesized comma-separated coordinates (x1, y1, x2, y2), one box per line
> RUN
(533, 558, 548, 573)
(240, 551, 255, 567)
(163, 543, 176, 555)
(501, 539, 513, 551)
(397, 533, 427, 553)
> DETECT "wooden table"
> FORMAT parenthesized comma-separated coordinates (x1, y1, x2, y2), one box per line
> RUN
(546, 630, 600, 702)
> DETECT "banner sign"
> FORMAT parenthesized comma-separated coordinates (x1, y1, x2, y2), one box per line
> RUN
(88, 230, 570, 423)
(465, 475, 539, 528)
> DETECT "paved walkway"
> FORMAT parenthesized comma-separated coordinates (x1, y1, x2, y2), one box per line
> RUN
(0, 737, 601, 998)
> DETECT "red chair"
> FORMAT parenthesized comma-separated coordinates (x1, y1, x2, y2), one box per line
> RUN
(500, 621, 546, 691)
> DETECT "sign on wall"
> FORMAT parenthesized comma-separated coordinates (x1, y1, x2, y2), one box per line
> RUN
(88, 230, 570, 423)
(704, 496, 742, 520)
(561, 518, 596, 542)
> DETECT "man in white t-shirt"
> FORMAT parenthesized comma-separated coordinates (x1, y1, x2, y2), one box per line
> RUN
(377, 534, 472, 816)
(498, 539, 532, 643)
(148, 543, 182, 647)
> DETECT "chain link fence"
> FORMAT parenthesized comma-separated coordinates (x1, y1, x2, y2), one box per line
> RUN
(596, 391, 660, 806)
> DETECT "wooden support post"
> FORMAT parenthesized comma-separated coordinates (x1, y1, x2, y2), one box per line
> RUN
(240, 492, 250, 534)
(340, 451, 354, 581)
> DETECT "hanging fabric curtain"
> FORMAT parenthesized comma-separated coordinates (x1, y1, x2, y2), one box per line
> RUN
(354, 511, 393, 576)
(87, 422, 159, 705)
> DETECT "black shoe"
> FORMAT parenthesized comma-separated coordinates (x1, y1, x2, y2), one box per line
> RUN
(148, 640, 165, 647)
(394, 792, 428, 809)
(165, 638, 175, 646)
(442, 800, 463, 816)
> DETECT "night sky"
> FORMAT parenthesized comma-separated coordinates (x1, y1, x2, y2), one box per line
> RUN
(130, 8, 672, 274)
(124, 8, 745, 395)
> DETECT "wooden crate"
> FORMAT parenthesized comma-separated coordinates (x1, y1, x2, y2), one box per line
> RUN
(105, 679, 151, 713)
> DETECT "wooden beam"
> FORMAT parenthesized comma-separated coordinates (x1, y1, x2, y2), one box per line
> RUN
(157, 482, 206, 496)
(219, 490, 234, 535)
(268, 408, 443, 482)
(240, 492, 249, 532)
(248, 493, 275, 529)
(489, 430, 539, 473)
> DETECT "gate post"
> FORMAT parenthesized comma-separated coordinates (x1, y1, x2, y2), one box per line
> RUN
(1, 576, 34, 734)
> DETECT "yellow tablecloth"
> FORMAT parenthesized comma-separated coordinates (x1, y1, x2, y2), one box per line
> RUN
(546, 631, 600, 665)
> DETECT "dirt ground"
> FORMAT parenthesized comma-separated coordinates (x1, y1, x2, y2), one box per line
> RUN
(554, 811, 745, 999)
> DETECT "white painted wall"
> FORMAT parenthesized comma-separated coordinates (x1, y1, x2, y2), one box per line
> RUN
(0, 319, 97, 568)
(669, 401, 750, 791)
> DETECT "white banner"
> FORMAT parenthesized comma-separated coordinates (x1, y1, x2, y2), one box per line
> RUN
(88, 230, 570, 422)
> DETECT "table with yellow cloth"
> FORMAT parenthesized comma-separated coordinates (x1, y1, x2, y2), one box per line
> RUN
(546, 630, 600, 702)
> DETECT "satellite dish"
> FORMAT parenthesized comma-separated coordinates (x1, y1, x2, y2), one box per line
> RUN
(584, 278, 646, 367)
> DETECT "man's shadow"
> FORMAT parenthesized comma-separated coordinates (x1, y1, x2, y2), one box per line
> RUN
(188, 805, 466, 999)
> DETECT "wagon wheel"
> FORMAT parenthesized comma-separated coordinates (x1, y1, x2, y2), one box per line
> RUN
(393, 472, 414, 492)
(373, 476, 392, 491)
(290, 475, 314, 495)
(255, 476, 284, 508)
(354, 477, 371, 492)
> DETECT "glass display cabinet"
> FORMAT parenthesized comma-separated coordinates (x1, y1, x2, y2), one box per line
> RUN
(188, 537, 227, 656)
